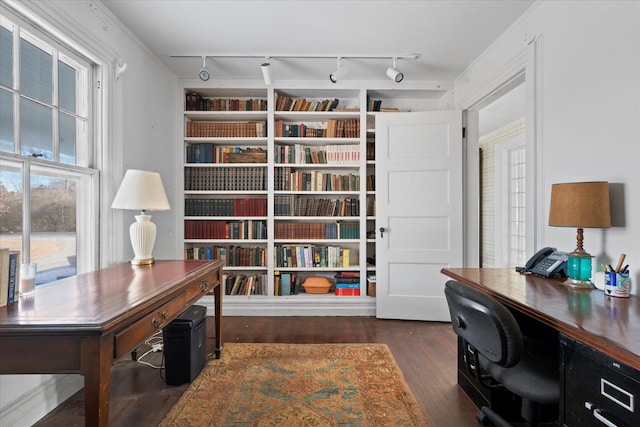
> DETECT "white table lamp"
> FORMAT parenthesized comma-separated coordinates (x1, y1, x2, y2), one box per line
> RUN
(111, 170, 170, 265)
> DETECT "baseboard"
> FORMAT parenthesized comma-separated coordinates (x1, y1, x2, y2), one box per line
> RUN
(0, 374, 83, 427)
(196, 295, 376, 316)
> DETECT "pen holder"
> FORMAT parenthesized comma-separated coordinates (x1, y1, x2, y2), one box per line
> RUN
(604, 271, 631, 298)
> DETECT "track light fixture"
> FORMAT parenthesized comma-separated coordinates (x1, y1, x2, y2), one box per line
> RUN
(329, 57, 348, 83)
(261, 57, 272, 85)
(171, 53, 420, 81)
(386, 57, 403, 83)
(198, 56, 211, 81)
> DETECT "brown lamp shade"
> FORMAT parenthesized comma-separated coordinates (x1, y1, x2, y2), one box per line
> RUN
(549, 182, 611, 228)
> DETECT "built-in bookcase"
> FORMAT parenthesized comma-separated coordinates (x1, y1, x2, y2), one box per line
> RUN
(179, 85, 449, 315)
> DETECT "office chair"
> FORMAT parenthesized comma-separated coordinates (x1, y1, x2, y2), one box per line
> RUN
(444, 280, 559, 427)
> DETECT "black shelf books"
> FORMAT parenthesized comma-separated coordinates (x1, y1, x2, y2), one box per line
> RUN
(185, 198, 267, 216)
(185, 167, 266, 191)
(184, 220, 267, 240)
(274, 195, 359, 217)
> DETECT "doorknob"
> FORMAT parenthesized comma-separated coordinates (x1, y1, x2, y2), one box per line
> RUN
(379, 227, 386, 238)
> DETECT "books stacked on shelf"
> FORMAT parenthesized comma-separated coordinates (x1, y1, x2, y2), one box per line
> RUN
(274, 195, 359, 217)
(275, 93, 340, 112)
(366, 96, 400, 112)
(184, 220, 267, 240)
(184, 245, 266, 267)
(186, 145, 267, 164)
(185, 166, 266, 191)
(274, 168, 359, 192)
(367, 274, 377, 297)
(335, 272, 360, 296)
(275, 245, 354, 268)
(274, 144, 360, 165)
(274, 221, 358, 240)
(0, 249, 19, 307)
(186, 121, 267, 137)
(367, 195, 376, 216)
(185, 198, 267, 216)
(185, 93, 267, 111)
(273, 272, 303, 296)
(274, 119, 359, 138)
(223, 273, 267, 296)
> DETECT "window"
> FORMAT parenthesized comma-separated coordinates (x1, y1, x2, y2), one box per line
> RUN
(0, 10, 98, 286)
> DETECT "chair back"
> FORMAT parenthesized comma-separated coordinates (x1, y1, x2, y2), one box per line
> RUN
(444, 280, 523, 367)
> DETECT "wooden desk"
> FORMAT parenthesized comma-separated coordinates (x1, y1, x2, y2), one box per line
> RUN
(0, 259, 224, 427)
(441, 268, 640, 426)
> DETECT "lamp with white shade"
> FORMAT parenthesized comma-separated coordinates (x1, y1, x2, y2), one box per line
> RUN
(111, 170, 170, 265)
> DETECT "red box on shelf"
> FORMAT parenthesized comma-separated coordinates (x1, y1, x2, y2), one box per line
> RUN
(334, 287, 360, 296)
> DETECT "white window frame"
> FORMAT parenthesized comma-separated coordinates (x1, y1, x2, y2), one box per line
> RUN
(0, 5, 102, 274)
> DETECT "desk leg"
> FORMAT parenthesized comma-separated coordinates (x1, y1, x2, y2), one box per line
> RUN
(214, 280, 223, 359)
(81, 335, 113, 427)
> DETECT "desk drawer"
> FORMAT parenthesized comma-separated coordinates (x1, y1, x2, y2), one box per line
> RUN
(561, 335, 640, 427)
(185, 270, 218, 303)
(114, 293, 186, 359)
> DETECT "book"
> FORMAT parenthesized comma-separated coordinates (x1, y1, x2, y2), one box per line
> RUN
(280, 273, 291, 296)
(6, 251, 19, 304)
(0, 248, 9, 307)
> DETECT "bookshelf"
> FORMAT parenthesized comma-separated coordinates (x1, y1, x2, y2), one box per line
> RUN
(180, 85, 448, 315)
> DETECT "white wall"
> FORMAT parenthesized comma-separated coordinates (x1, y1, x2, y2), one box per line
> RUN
(456, 0, 640, 290)
(0, 1, 177, 426)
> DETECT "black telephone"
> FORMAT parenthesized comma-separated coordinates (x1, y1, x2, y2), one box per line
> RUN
(522, 247, 568, 278)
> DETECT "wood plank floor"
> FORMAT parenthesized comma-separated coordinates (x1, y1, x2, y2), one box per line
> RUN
(34, 316, 480, 426)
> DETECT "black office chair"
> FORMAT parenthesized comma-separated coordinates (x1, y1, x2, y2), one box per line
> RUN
(444, 280, 559, 427)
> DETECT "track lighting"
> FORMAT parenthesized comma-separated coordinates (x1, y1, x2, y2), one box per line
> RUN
(386, 57, 403, 83)
(198, 56, 211, 81)
(329, 57, 349, 83)
(261, 57, 272, 85)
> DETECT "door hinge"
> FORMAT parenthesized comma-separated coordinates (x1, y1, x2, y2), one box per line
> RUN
(462, 127, 466, 138)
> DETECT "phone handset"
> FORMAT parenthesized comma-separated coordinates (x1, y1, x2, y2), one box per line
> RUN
(521, 247, 568, 278)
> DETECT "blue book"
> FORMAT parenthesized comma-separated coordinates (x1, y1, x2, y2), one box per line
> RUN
(6, 251, 18, 304)
(280, 273, 291, 296)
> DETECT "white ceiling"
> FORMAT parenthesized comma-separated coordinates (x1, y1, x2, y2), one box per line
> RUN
(101, 0, 534, 83)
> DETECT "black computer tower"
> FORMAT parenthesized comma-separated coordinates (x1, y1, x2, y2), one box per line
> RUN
(163, 304, 207, 385)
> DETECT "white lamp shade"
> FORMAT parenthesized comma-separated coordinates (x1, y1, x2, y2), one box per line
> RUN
(111, 169, 170, 211)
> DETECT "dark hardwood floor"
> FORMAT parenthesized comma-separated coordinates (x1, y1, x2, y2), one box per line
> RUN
(34, 316, 479, 426)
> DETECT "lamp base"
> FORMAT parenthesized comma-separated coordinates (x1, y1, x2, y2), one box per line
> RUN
(131, 257, 155, 266)
(562, 277, 596, 289)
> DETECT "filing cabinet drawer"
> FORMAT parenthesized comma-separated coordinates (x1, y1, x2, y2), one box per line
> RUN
(561, 334, 640, 427)
(114, 293, 186, 359)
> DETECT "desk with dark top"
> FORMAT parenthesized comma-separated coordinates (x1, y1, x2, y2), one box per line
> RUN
(441, 268, 640, 426)
(0, 259, 224, 427)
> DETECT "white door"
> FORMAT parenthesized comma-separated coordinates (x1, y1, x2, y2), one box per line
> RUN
(375, 111, 463, 321)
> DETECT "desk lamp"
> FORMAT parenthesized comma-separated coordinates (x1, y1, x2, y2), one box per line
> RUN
(111, 170, 170, 265)
(548, 181, 611, 288)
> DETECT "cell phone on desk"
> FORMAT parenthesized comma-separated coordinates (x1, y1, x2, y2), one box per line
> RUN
(523, 247, 568, 278)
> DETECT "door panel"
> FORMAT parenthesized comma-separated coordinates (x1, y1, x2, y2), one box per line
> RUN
(376, 111, 463, 321)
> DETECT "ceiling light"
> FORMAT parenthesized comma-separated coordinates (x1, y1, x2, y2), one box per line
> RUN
(261, 57, 272, 85)
(198, 56, 211, 81)
(329, 57, 349, 83)
(386, 57, 403, 83)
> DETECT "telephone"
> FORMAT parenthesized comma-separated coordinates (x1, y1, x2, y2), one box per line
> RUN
(522, 247, 568, 278)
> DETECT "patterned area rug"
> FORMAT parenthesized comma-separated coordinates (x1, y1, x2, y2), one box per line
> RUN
(160, 343, 427, 426)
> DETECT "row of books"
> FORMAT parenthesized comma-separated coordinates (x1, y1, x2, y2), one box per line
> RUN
(223, 273, 267, 296)
(274, 221, 359, 240)
(184, 245, 267, 267)
(186, 121, 267, 138)
(274, 195, 359, 217)
(186, 145, 267, 164)
(0, 249, 19, 307)
(274, 144, 360, 165)
(184, 220, 267, 240)
(366, 96, 400, 112)
(274, 245, 354, 268)
(185, 198, 267, 217)
(366, 174, 375, 191)
(273, 272, 303, 296)
(274, 119, 360, 138)
(274, 168, 360, 192)
(274, 93, 340, 112)
(185, 93, 267, 112)
(185, 167, 266, 191)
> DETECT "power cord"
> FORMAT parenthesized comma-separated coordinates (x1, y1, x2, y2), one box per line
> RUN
(136, 330, 164, 369)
